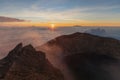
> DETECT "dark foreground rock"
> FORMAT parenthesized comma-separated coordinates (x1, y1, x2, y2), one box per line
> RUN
(65, 52, 119, 80)
(0, 43, 64, 80)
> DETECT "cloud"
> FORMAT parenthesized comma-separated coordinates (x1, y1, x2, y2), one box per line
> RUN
(0, 0, 120, 23)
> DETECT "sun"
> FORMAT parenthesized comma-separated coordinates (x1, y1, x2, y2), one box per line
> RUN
(50, 23, 55, 30)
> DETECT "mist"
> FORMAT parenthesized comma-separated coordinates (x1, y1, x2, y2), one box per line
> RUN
(1, 26, 120, 59)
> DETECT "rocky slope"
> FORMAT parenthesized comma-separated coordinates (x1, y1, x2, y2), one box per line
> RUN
(38, 32, 120, 80)
(45, 32, 120, 57)
(0, 43, 64, 80)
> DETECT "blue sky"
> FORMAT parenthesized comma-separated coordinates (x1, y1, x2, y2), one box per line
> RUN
(0, 0, 120, 25)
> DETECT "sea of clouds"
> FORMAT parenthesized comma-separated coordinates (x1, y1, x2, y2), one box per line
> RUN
(0, 26, 120, 59)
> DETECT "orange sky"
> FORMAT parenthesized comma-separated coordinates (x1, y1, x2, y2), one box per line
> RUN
(0, 21, 120, 27)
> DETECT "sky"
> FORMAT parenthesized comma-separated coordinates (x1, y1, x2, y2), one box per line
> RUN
(0, 0, 120, 26)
